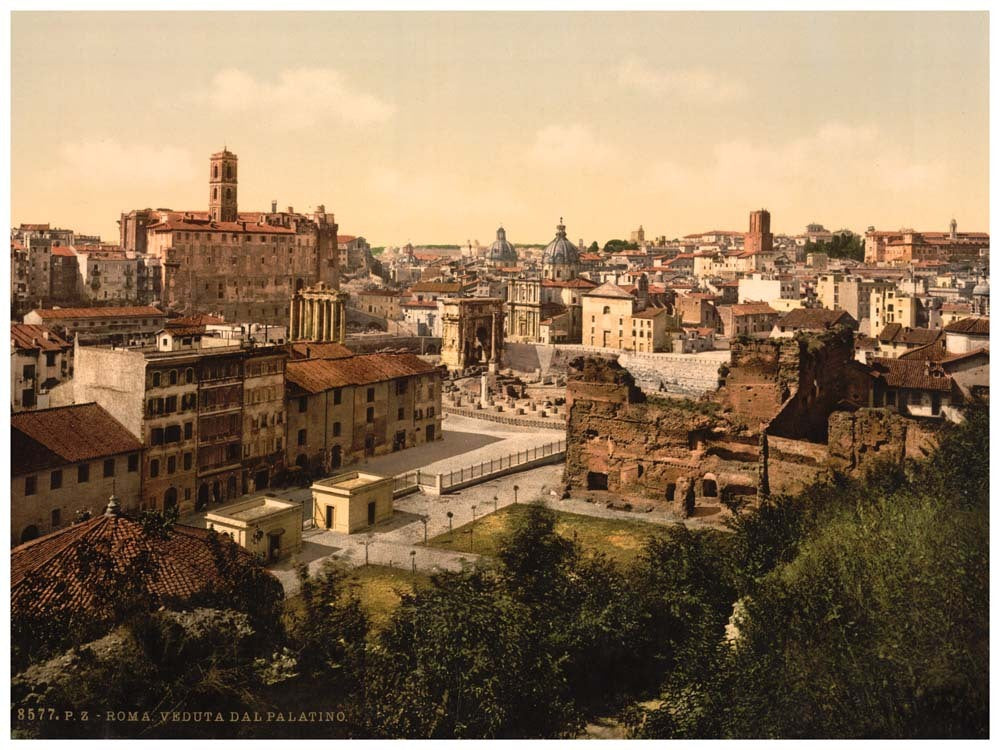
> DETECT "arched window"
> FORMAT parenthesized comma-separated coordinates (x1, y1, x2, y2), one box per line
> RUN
(169, 370, 178, 385)
(225, 165, 232, 179)
(152, 372, 161, 387)
(213, 165, 218, 179)
(185, 367, 194, 384)
(603, 306, 611, 315)
(213, 188, 218, 200)
(225, 188, 232, 201)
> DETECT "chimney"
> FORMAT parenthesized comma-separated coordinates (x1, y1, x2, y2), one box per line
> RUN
(287, 206, 294, 214)
(271, 200, 277, 214)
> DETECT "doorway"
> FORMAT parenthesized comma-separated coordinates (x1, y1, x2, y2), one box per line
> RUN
(197, 483, 209, 511)
(364, 435, 376, 457)
(268, 533, 281, 561)
(425, 424, 435, 441)
(254, 468, 269, 490)
(330, 445, 342, 470)
(587, 472, 608, 491)
(393, 430, 406, 452)
(325, 505, 334, 529)
(367, 501, 376, 526)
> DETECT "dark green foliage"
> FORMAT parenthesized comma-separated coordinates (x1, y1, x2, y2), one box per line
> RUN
(602, 239, 639, 254)
(588, 241, 600, 253)
(804, 232, 865, 261)
(364, 568, 579, 738)
(286, 561, 369, 686)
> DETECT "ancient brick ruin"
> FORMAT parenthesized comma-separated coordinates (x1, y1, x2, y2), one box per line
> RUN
(564, 328, 941, 519)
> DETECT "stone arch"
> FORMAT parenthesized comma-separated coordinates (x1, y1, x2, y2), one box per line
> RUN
(702, 473, 718, 498)
(164, 487, 178, 513)
(196, 483, 210, 511)
(20, 525, 39, 544)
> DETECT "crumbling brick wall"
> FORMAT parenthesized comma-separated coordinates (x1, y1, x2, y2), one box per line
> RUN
(827, 408, 941, 476)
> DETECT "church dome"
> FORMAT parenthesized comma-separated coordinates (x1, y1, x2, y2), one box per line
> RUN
(487, 226, 517, 265)
(541, 218, 579, 267)
(973, 280, 989, 297)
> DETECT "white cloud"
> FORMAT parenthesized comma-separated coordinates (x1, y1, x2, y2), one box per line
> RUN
(204, 67, 394, 130)
(617, 56, 747, 103)
(528, 124, 617, 168)
(55, 139, 196, 186)
(644, 122, 947, 227)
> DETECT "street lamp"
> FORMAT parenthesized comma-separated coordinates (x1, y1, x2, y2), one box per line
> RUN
(358, 535, 374, 566)
(513, 485, 520, 504)
(410, 549, 416, 573)
(493, 495, 498, 513)
(419, 514, 429, 544)
(471, 504, 478, 523)
(446, 510, 454, 537)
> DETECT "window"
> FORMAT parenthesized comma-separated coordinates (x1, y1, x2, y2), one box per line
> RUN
(51, 508, 61, 528)
(25, 476, 37, 495)
(45, 351, 56, 367)
(298, 396, 308, 413)
(183, 452, 192, 470)
(184, 422, 193, 440)
(396, 379, 407, 395)
(103, 458, 115, 478)
(333, 388, 342, 405)
(152, 371, 161, 387)
(149, 459, 160, 478)
(185, 367, 194, 383)
(22, 364, 35, 380)
(298, 429, 307, 446)
(165, 395, 177, 413)
(366, 407, 375, 423)
(333, 422, 341, 437)
(128, 453, 139, 472)
(151, 427, 164, 445)
(51, 469, 63, 490)
(167, 455, 177, 474)
(78, 464, 90, 483)
(602, 306, 610, 315)
(367, 387, 375, 403)
(398, 407, 405, 420)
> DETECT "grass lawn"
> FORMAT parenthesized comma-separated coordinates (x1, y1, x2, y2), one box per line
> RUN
(424, 503, 673, 567)
(284, 564, 431, 633)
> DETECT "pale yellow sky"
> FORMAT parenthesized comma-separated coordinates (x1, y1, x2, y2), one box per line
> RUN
(11, 11, 989, 247)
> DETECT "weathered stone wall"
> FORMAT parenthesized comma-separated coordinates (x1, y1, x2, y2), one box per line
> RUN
(827, 408, 941, 476)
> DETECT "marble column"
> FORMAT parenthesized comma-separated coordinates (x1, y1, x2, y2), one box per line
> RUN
(324, 300, 332, 341)
(318, 299, 326, 342)
(338, 298, 346, 343)
(305, 298, 314, 340)
(289, 297, 298, 340)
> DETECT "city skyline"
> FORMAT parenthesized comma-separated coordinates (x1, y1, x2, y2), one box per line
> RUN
(12, 11, 990, 245)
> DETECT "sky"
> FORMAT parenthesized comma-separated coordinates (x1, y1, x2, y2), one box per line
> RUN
(11, 11, 990, 247)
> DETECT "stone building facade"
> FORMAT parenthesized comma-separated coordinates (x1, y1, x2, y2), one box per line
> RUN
(284, 354, 443, 473)
(140, 150, 340, 324)
(440, 297, 505, 371)
(289, 282, 348, 343)
(11, 324, 73, 412)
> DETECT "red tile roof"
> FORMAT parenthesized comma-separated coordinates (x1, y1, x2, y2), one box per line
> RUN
(541, 278, 598, 289)
(12, 403, 142, 475)
(50, 245, 78, 257)
(870, 357, 954, 392)
(10, 324, 71, 352)
(166, 313, 225, 328)
(29, 305, 165, 320)
(730, 302, 778, 316)
(11, 513, 273, 622)
(148, 212, 295, 235)
(286, 353, 439, 393)
(943, 317, 989, 335)
(777, 308, 856, 330)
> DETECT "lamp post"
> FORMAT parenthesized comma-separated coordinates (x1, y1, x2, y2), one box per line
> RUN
(419, 515, 429, 544)
(513, 484, 519, 504)
(471, 504, 477, 523)
(446, 511, 454, 537)
(493, 495, 498, 513)
(410, 549, 416, 573)
(358, 535, 374, 566)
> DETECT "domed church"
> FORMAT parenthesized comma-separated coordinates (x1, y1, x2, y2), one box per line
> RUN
(541, 218, 580, 280)
(485, 225, 518, 267)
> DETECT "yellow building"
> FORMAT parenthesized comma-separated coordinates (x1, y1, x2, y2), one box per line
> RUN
(582, 282, 636, 349)
(629, 307, 669, 353)
(205, 495, 303, 563)
(311, 471, 394, 533)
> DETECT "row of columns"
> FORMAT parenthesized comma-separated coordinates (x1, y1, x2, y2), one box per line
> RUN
(289, 294, 345, 343)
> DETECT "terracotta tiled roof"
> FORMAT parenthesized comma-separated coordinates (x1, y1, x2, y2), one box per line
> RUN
(12, 403, 142, 476)
(50, 246, 77, 257)
(777, 308, 855, 330)
(401, 300, 439, 308)
(286, 353, 439, 393)
(877, 324, 944, 347)
(943, 317, 989, 335)
(166, 313, 224, 328)
(730, 302, 778, 316)
(632, 307, 666, 319)
(337, 235, 358, 244)
(287, 341, 355, 360)
(870, 357, 954, 392)
(148, 212, 295, 235)
(408, 281, 462, 293)
(19, 223, 50, 231)
(29, 305, 165, 320)
(10, 324, 71, 352)
(898, 338, 948, 361)
(11, 514, 269, 621)
(940, 347, 989, 365)
(584, 281, 635, 299)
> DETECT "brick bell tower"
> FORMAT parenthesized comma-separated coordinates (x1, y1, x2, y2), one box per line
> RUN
(313, 204, 340, 289)
(209, 149, 238, 222)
